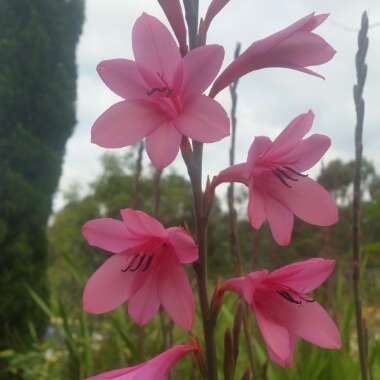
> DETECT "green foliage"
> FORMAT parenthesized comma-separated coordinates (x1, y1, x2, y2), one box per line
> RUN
(0, 0, 84, 358)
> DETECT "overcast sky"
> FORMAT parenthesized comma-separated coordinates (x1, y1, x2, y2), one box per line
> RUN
(54, 0, 380, 210)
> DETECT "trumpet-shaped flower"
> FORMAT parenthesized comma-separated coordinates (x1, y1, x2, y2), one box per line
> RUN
(210, 13, 336, 97)
(87, 344, 197, 380)
(224, 259, 341, 367)
(212, 111, 338, 245)
(82, 209, 198, 331)
(92, 13, 229, 170)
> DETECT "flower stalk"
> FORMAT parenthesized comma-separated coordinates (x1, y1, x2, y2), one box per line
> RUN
(182, 1, 218, 379)
(352, 11, 370, 380)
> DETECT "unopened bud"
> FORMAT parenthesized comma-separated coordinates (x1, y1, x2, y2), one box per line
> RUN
(210, 277, 225, 322)
(189, 336, 206, 377)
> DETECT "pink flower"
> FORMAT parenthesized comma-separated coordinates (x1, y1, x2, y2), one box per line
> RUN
(210, 13, 336, 97)
(82, 209, 198, 331)
(212, 111, 338, 245)
(92, 13, 229, 170)
(87, 343, 197, 380)
(224, 259, 341, 367)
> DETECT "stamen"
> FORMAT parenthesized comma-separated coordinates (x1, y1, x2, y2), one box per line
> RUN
(121, 255, 138, 272)
(276, 168, 298, 182)
(142, 256, 153, 272)
(284, 166, 308, 177)
(147, 87, 173, 97)
(277, 291, 302, 304)
(299, 294, 315, 303)
(273, 170, 292, 188)
(129, 255, 146, 272)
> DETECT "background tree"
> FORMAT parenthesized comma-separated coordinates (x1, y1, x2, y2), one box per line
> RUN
(0, 0, 84, 354)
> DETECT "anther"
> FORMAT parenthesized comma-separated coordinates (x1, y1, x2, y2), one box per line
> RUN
(277, 291, 302, 304)
(142, 256, 153, 272)
(299, 294, 315, 303)
(276, 168, 298, 182)
(284, 166, 308, 177)
(147, 87, 173, 97)
(273, 170, 292, 188)
(129, 255, 146, 272)
(121, 255, 139, 272)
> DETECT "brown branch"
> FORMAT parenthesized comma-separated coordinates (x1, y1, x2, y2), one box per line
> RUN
(352, 11, 369, 380)
(130, 141, 146, 358)
(227, 42, 242, 273)
(227, 42, 256, 377)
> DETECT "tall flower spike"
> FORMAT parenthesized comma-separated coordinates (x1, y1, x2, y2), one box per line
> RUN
(212, 111, 338, 245)
(87, 343, 197, 380)
(224, 259, 341, 367)
(92, 13, 229, 170)
(210, 13, 336, 97)
(82, 208, 198, 331)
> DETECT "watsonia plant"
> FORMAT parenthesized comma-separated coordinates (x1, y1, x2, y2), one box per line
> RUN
(80, 1, 344, 379)
(18, 2, 379, 380)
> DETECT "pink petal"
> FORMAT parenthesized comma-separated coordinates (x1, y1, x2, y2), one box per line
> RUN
(158, 0, 188, 55)
(248, 186, 266, 230)
(158, 254, 195, 330)
(270, 293, 341, 350)
(267, 335, 296, 368)
(145, 122, 182, 170)
(97, 59, 146, 100)
(198, 0, 231, 44)
(302, 13, 330, 32)
(212, 163, 249, 189)
(265, 111, 314, 159)
(91, 101, 166, 148)
(260, 32, 335, 70)
(266, 175, 338, 226)
(181, 44, 224, 100)
(254, 303, 294, 367)
(128, 265, 160, 325)
(223, 276, 246, 296)
(244, 271, 269, 303)
(83, 255, 147, 314)
(132, 13, 181, 85)
(209, 13, 329, 97)
(144, 345, 197, 377)
(269, 258, 336, 294)
(87, 365, 141, 380)
(263, 193, 294, 246)
(82, 218, 142, 254)
(280, 133, 331, 172)
(120, 209, 167, 239)
(167, 227, 198, 263)
(88, 345, 195, 380)
(246, 136, 272, 169)
(175, 95, 229, 143)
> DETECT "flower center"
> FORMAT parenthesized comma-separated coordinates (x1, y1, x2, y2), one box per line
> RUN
(146, 73, 183, 116)
(276, 284, 315, 305)
(121, 242, 168, 273)
(271, 166, 308, 188)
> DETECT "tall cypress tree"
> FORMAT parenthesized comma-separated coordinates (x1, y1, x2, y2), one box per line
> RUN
(0, 0, 84, 350)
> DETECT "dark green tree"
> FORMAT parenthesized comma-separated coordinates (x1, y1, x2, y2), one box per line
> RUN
(0, 0, 84, 352)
